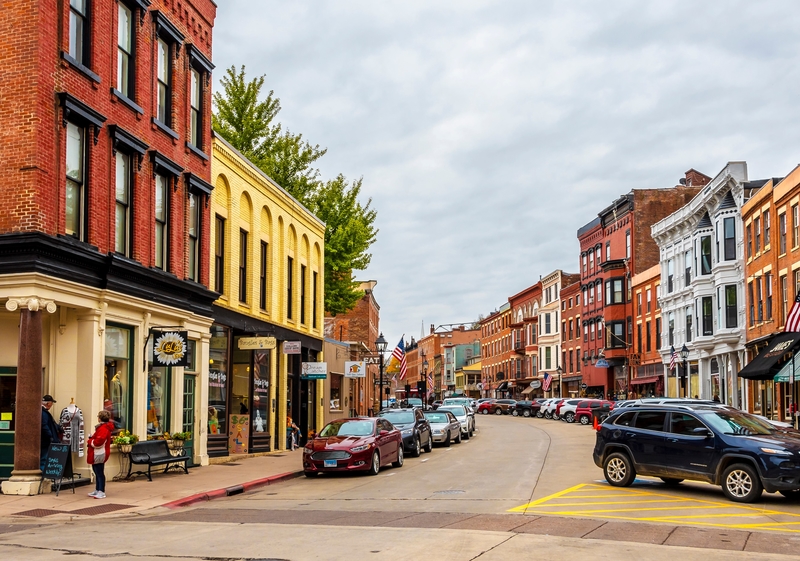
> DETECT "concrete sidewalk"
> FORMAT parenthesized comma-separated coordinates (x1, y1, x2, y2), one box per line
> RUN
(0, 450, 304, 520)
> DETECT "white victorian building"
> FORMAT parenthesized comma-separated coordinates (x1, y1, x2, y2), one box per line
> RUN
(651, 163, 749, 408)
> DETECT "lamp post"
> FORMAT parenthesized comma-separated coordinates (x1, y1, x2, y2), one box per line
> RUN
(375, 333, 387, 412)
(422, 357, 429, 402)
(556, 366, 563, 398)
(680, 344, 690, 398)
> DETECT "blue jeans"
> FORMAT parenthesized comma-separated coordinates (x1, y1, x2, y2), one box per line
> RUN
(92, 463, 106, 492)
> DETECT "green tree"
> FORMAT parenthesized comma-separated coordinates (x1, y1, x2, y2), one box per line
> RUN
(212, 66, 377, 316)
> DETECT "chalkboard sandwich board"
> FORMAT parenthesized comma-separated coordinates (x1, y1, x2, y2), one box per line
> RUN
(44, 443, 75, 496)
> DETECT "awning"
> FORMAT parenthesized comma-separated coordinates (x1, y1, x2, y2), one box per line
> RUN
(738, 332, 800, 380)
(774, 356, 800, 383)
(630, 375, 661, 386)
(521, 386, 534, 395)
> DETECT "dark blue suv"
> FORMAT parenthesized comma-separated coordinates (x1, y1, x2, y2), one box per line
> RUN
(593, 405, 800, 502)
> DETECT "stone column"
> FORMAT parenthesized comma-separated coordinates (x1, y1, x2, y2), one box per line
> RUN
(1, 298, 57, 495)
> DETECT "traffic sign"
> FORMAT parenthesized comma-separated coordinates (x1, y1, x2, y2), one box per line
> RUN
(580, 383, 588, 390)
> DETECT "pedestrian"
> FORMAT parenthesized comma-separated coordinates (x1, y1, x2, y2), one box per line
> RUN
(287, 416, 301, 450)
(713, 394, 721, 403)
(40, 394, 63, 471)
(87, 410, 114, 499)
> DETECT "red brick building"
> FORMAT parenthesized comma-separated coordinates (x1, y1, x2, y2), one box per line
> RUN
(578, 173, 705, 399)
(560, 280, 582, 396)
(630, 265, 663, 396)
(481, 304, 514, 397)
(509, 282, 541, 398)
(0, 0, 218, 489)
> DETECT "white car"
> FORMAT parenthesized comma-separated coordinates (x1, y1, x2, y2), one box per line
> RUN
(542, 398, 565, 420)
(438, 405, 474, 439)
(557, 399, 583, 423)
(536, 398, 555, 418)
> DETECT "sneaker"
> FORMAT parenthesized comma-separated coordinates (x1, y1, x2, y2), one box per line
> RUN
(93, 491, 106, 499)
(88, 490, 99, 497)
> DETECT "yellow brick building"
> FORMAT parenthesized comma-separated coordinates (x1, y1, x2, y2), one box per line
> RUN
(208, 133, 325, 456)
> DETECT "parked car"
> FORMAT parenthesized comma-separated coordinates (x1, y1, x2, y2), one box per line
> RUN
(593, 404, 800, 503)
(535, 398, 554, 418)
(442, 397, 475, 414)
(575, 400, 614, 425)
(556, 399, 584, 423)
(476, 400, 496, 414)
(378, 408, 433, 457)
(406, 397, 426, 410)
(542, 398, 565, 419)
(475, 398, 495, 405)
(303, 417, 403, 476)
(431, 400, 443, 410)
(423, 410, 462, 446)
(478, 399, 516, 415)
(438, 405, 475, 438)
(512, 400, 542, 418)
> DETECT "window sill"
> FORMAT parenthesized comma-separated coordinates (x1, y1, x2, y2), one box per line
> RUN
(111, 88, 144, 114)
(186, 142, 209, 161)
(152, 117, 179, 140)
(61, 52, 101, 83)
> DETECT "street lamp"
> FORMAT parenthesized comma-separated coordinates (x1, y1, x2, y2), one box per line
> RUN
(375, 333, 388, 412)
(680, 344, 690, 398)
(422, 357, 429, 401)
(556, 366, 563, 398)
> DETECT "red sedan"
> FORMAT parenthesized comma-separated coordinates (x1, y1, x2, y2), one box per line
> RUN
(303, 417, 404, 477)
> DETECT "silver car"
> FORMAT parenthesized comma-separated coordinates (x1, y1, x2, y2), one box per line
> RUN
(423, 410, 462, 446)
(438, 405, 474, 438)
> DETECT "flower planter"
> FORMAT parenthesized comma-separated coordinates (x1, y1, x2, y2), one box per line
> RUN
(118, 444, 133, 454)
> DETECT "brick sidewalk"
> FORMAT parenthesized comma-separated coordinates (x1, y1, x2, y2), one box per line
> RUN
(0, 450, 304, 520)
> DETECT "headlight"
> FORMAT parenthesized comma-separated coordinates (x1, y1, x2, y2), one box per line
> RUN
(350, 444, 371, 452)
(761, 447, 793, 456)
(433, 430, 443, 435)
(402, 429, 413, 436)
(303, 447, 313, 455)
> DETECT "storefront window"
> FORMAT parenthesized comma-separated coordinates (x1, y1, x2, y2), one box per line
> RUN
(104, 325, 132, 430)
(253, 350, 270, 434)
(208, 325, 229, 436)
(147, 367, 169, 436)
(330, 374, 342, 411)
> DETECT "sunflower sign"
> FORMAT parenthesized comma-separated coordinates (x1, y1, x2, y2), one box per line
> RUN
(151, 330, 189, 367)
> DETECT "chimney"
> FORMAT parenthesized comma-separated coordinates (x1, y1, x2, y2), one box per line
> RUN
(430, 324, 435, 334)
(458, 325, 465, 331)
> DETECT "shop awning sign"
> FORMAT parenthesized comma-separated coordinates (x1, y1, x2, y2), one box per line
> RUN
(282, 341, 302, 354)
(345, 361, 366, 378)
(151, 330, 189, 367)
(238, 337, 277, 350)
(301, 362, 327, 380)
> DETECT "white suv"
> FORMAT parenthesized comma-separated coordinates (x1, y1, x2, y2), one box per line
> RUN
(557, 399, 583, 423)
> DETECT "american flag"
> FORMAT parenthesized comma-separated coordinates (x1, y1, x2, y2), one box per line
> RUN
(392, 337, 408, 380)
(427, 372, 434, 395)
(669, 346, 677, 370)
(542, 373, 552, 391)
(786, 293, 800, 332)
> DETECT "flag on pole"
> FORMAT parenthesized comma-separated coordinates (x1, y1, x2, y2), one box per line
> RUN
(669, 347, 677, 371)
(392, 337, 407, 380)
(427, 372, 434, 395)
(542, 373, 552, 392)
(786, 293, 800, 332)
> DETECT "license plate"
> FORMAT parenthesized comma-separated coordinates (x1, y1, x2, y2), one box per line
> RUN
(323, 459, 337, 468)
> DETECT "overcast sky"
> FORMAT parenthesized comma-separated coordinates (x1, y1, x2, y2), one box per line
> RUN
(213, 1, 800, 348)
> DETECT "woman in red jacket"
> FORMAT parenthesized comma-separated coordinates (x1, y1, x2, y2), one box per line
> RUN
(88, 410, 114, 499)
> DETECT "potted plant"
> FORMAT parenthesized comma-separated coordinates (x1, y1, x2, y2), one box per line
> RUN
(112, 430, 139, 454)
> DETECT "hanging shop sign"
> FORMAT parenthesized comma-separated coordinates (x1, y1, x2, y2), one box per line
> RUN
(345, 361, 366, 378)
(238, 337, 277, 350)
(283, 341, 302, 354)
(530, 380, 541, 389)
(151, 330, 189, 367)
(301, 362, 328, 380)
(595, 359, 610, 368)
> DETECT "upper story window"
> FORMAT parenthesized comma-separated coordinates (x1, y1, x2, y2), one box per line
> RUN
(300, 264, 307, 324)
(606, 241, 611, 261)
(725, 285, 738, 328)
(754, 216, 761, 252)
(117, 3, 134, 98)
(69, 0, 90, 66)
(153, 12, 184, 133)
(313, 271, 319, 329)
(746, 224, 752, 258)
(723, 217, 736, 261)
(793, 204, 799, 249)
(187, 45, 214, 154)
(596, 283, 602, 304)
(588, 252, 594, 271)
(605, 278, 624, 305)
(187, 193, 199, 281)
(636, 292, 642, 316)
(287, 256, 294, 319)
(779, 213, 787, 255)
(763, 210, 771, 249)
(110, 125, 148, 258)
(625, 230, 631, 259)
(684, 249, 692, 285)
(700, 235, 712, 275)
(544, 313, 551, 334)
(646, 288, 652, 312)
(149, 151, 184, 271)
(596, 246, 601, 265)
(667, 259, 674, 293)
(238, 229, 248, 303)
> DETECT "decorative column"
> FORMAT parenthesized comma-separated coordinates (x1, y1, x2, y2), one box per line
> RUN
(1, 298, 57, 496)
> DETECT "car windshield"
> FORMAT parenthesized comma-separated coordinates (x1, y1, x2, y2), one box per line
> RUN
(407, 398, 423, 407)
(424, 412, 450, 423)
(440, 406, 466, 416)
(320, 420, 374, 437)
(380, 411, 415, 424)
(701, 410, 776, 436)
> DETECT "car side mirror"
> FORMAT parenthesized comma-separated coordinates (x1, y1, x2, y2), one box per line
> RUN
(692, 427, 712, 437)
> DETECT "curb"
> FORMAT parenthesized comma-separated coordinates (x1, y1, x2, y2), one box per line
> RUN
(161, 470, 303, 509)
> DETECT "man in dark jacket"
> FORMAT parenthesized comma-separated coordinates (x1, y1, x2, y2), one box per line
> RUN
(40, 395, 62, 471)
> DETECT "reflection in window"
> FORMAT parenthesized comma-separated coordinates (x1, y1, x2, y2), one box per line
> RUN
(208, 325, 229, 436)
(104, 326, 131, 431)
(147, 367, 169, 436)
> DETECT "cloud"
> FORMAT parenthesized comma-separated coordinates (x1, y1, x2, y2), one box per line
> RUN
(213, 0, 800, 344)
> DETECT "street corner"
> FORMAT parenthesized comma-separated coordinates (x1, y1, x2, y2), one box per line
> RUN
(508, 480, 800, 534)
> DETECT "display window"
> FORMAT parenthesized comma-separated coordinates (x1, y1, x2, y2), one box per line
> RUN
(252, 350, 270, 434)
(147, 367, 170, 436)
(104, 325, 133, 430)
(330, 373, 342, 411)
(208, 325, 229, 436)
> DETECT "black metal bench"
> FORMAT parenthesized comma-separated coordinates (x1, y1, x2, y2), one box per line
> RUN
(127, 440, 189, 481)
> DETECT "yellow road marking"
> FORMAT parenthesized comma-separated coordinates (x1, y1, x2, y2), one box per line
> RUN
(525, 504, 733, 515)
(534, 498, 693, 506)
(508, 483, 587, 512)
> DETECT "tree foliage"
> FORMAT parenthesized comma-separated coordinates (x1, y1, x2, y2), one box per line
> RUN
(212, 65, 378, 316)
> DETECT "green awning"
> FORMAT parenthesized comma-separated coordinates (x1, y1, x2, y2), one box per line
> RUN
(774, 357, 800, 383)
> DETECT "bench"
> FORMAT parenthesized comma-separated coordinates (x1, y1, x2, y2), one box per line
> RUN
(127, 440, 189, 481)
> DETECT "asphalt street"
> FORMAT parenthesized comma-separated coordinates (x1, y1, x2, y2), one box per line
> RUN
(2, 414, 800, 559)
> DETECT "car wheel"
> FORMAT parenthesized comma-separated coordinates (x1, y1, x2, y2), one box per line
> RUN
(660, 477, 683, 486)
(544, 411, 552, 419)
(424, 434, 433, 453)
(455, 430, 462, 444)
(392, 445, 404, 468)
(464, 429, 470, 440)
(495, 408, 503, 415)
(722, 463, 763, 503)
(512, 409, 519, 416)
(565, 412, 575, 423)
(481, 409, 489, 415)
(604, 452, 636, 487)
(304, 471, 316, 478)
(444, 433, 451, 447)
(369, 451, 381, 475)
(522, 409, 531, 418)
(536, 410, 544, 418)
(412, 436, 422, 457)
(779, 489, 800, 500)
(579, 415, 590, 425)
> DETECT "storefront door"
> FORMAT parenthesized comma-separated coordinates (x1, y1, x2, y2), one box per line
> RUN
(251, 350, 271, 452)
(300, 379, 316, 444)
(0, 368, 16, 478)
(182, 374, 196, 466)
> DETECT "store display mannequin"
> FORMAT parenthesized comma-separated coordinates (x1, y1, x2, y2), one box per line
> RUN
(59, 397, 85, 457)
(254, 410, 265, 432)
